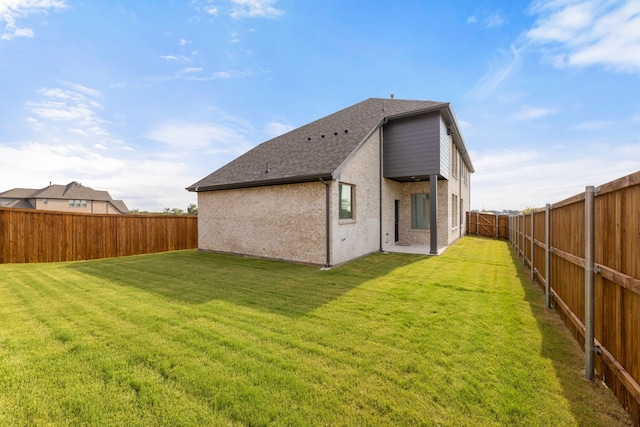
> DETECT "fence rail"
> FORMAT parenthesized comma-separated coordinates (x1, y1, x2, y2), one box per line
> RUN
(503, 171, 640, 426)
(0, 208, 198, 264)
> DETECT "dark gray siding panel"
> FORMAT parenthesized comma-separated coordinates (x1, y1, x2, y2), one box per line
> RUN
(439, 116, 450, 180)
(383, 112, 441, 179)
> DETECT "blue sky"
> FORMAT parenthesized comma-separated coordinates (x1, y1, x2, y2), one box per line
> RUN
(1, 0, 639, 211)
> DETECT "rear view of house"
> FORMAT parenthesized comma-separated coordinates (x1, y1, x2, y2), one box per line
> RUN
(188, 97, 473, 266)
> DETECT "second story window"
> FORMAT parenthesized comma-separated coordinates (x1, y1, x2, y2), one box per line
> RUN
(69, 199, 87, 207)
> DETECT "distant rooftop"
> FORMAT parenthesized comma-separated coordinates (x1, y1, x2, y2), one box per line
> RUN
(0, 181, 129, 213)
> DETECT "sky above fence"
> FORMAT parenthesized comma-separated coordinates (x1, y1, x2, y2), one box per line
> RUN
(1, 0, 639, 211)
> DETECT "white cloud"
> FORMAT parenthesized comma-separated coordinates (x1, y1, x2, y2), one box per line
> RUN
(68, 83, 102, 98)
(570, 120, 614, 130)
(484, 14, 505, 28)
(185, 69, 258, 81)
(1, 26, 33, 39)
(512, 106, 556, 120)
(264, 121, 293, 138)
(527, 0, 640, 73)
(0, 0, 67, 40)
(148, 69, 252, 83)
(26, 85, 106, 134)
(206, 7, 218, 15)
(457, 119, 472, 130)
(230, 0, 283, 19)
(179, 67, 203, 73)
(145, 121, 253, 153)
(466, 12, 505, 28)
(471, 142, 640, 210)
(0, 142, 126, 178)
(212, 71, 232, 79)
(470, 44, 523, 98)
(21, 83, 134, 155)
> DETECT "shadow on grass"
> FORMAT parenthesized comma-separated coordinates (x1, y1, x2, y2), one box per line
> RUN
(507, 246, 633, 426)
(67, 249, 427, 317)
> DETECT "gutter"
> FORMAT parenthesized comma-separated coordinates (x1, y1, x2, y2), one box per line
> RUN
(187, 173, 334, 193)
(379, 124, 384, 252)
(319, 177, 331, 268)
(459, 150, 463, 238)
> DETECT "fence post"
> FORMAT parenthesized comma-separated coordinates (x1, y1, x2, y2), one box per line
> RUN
(517, 214, 521, 254)
(510, 216, 514, 246)
(476, 211, 479, 236)
(512, 216, 515, 246)
(584, 186, 596, 380)
(530, 210, 534, 282)
(517, 215, 520, 253)
(545, 203, 551, 308)
(522, 214, 526, 266)
(495, 214, 499, 239)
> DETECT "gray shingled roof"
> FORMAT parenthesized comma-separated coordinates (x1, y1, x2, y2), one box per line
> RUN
(0, 198, 33, 209)
(31, 182, 116, 201)
(187, 98, 463, 192)
(0, 188, 37, 199)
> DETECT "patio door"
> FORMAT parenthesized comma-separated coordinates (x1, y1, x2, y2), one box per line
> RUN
(394, 200, 399, 242)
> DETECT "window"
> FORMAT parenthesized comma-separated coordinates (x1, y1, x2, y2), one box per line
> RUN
(43, 198, 47, 204)
(411, 193, 430, 229)
(68, 199, 87, 208)
(451, 142, 458, 178)
(452, 194, 458, 229)
(339, 183, 354, 219)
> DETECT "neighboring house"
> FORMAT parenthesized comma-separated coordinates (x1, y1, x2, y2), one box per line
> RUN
(187, 97, 474, 266)
(0, 181, 129, 214)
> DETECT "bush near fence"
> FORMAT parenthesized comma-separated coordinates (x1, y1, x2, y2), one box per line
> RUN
(472, 171, 639, 426)
(0, 207, 198, 264)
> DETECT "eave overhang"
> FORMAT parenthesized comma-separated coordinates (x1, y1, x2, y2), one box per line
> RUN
(186, 172, 335, 192)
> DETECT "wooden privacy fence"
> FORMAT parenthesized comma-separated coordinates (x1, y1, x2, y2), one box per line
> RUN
(466, 211, 510, 239)
(0, 208, 198, 264)
(510, 171, 640, 425)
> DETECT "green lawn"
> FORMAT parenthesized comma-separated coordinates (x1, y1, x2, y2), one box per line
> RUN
(0, 237, 631, 426)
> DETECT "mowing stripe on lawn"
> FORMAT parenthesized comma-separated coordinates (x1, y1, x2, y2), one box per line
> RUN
(0, 238, 632, 426)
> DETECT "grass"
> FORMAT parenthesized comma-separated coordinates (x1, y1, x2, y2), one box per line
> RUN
(0, 237, 632, 426)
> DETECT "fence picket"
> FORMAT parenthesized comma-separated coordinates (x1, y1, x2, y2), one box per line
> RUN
(0, 208, 198, 264)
